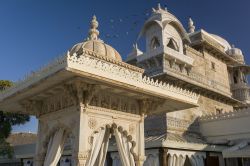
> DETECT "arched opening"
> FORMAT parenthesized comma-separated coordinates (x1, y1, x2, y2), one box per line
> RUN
(88, 124, 136, 166)
(183, 155, 192, 166)
(167, 38, 179, 51)
(150, 37, 160, 50)
(233, 71, 238, 84)
(42, 126, 75, 166)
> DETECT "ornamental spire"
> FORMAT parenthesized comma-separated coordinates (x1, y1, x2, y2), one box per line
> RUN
(152, 3, 167, 13)
(188, 17, 195, 33)
(88, 15, 99, 40)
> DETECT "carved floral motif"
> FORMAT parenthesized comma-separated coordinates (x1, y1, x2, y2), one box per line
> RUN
(88, 118, 97, 129)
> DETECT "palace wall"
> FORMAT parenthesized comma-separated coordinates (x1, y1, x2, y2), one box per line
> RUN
(145, 94, 234, 135)
(185, 47, 231, 95)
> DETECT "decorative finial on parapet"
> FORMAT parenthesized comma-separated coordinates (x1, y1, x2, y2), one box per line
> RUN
(133, 43, 138, 49)
(157, 3, 162, 10)
(152, 3, 167, 13)
(232, 44, 235, 48)
(188, 17, 195, 33)
(88, 15, 99, 40)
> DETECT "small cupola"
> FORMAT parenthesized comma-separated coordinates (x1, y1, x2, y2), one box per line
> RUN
(226, 45, 245, 64)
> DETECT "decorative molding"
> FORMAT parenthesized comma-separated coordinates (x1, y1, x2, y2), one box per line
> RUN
(77, 49, 144, 73)
(39, 91, 74, 115)
(0, 49, 199, 107)
(89, 91, 140, 115)
(87, 105, 141, 119)
(72, 151, 89, 160)
(199, 107, 250, 122)
(167, 117, 199, 132)
(68, 53, 199, 101)
(20, 100, 43, 115)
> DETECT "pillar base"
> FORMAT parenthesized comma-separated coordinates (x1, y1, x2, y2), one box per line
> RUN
(136, 155, 146, 166)
(72, 151, 89, 166)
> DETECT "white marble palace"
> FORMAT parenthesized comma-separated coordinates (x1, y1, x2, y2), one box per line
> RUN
(1, 3, 250, 166)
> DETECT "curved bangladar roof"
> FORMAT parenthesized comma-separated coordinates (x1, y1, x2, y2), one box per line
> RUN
(138, 5, 191, 43)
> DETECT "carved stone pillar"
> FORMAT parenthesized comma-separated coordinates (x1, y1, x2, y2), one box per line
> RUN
(135, 115, 146, 166)
(72, 106, 89, 166)
(34, 120, 45, 166)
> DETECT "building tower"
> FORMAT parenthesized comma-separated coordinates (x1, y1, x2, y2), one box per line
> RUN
(227, 45, 250, 104)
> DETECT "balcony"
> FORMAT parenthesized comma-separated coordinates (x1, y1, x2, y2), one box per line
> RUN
(231, 83, 250, 103)
(137, 46, 194, 66)
(164, 63, 232, 97)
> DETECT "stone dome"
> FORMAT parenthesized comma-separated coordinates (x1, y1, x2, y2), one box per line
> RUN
(210, 34, 231, 51)
(226, 45, 245, 64)
(69, 15, 122, 62)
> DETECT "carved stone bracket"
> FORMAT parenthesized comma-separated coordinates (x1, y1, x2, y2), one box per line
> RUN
(169, 59, 176, 68)
(138, 99, 152, 116)
(64, 81, 100, 108)
(84, 84, 100, 106)
(138, 98, 165, 116)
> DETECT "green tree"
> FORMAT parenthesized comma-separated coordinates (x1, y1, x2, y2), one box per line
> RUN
(0, 80, 30, 158)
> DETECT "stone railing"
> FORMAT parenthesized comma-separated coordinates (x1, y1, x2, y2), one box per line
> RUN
(231, 83, 250, 102)
(165, 64, 231, 96)
(199, 108, 250, 122)
(68, 51, 199, 101)
(0, 50, 199, 103)
(199, 108, 250, 142)
(0, 55, 67, 100)
(137, 46, 194, 66)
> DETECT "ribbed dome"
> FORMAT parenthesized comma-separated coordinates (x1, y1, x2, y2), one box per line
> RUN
(69, 15, 122, 62)
(70, 40, 122, 61)
(210, 34, 231, 51)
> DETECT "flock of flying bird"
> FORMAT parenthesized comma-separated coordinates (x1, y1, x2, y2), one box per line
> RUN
(79, 4, 168, 41)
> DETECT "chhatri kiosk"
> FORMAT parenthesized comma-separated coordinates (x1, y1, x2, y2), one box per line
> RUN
(0, 16, 199, 166)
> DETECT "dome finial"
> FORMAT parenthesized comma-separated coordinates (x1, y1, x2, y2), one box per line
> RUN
(88, 15, 100, 40)
(188, 17, 195, 33)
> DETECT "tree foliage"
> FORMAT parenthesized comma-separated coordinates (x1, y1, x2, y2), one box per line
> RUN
(0, 80, 30, 158)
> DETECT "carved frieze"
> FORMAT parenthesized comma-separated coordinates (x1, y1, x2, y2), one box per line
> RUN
(39, 91, 74, 115)
(167, 116, 199, 132)
(89, 91, 139, 114)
